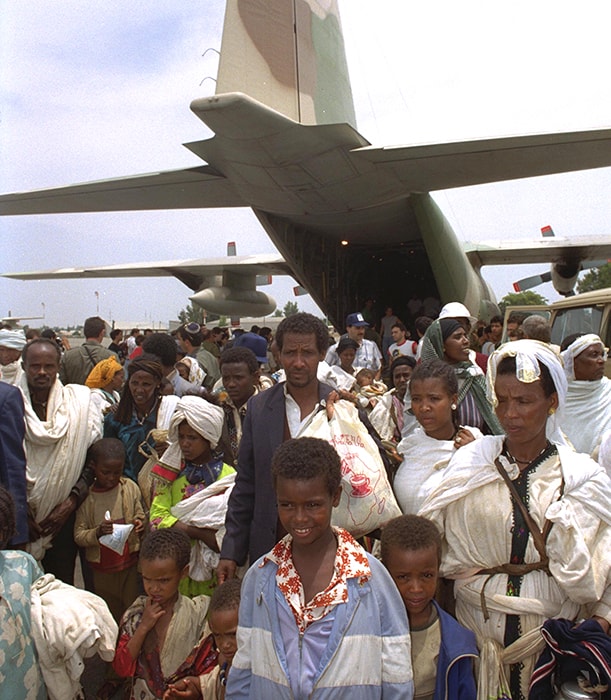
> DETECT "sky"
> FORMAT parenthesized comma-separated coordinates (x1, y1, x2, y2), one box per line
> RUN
(1, 0, 611, 328)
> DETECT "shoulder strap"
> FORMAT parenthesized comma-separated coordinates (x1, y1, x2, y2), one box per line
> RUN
(494, 457, 549, 563)
(82, 344, 99, 372)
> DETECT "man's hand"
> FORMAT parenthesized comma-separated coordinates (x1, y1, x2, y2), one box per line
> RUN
(133, 517, 145, 535)
(216, 558, 237, 584)
(39, 495, 77, 536)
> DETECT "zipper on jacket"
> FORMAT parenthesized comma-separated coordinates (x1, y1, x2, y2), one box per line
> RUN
(308, 595, 362, 697)
(444, 653, 478, 699)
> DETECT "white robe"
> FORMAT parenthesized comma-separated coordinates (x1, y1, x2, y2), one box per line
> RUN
(562, 376, 611, 456)
(394, 425, 482, 514)
(30, 574, 118, 700)
(19, 376, 101, 560)
(0, 359, 24, 385)
(419, 435, 611, 698)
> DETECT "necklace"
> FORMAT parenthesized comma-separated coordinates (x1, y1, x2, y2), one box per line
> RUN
(219, 661, 228, 686)
(504, 441, 550, 467)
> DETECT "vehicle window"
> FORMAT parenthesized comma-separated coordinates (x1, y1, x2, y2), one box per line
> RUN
(551, 306, 603, 345)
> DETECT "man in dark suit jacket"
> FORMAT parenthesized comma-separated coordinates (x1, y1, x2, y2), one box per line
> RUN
(0, 382, 28, 546)
(217, 313, 333, 582)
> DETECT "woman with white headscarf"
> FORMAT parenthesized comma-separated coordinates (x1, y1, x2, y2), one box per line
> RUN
(149, 396, 235, 596)
(419, 339, 611, 700)
(560, 332, 611, 457)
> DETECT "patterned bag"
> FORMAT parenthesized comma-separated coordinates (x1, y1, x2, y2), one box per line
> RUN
(303, 401, 401, 537)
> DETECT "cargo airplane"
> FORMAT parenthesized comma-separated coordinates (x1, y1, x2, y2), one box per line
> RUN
(2, 0, 611, 328)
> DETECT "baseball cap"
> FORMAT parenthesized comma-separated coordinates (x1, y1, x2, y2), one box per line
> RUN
(345, 312, 369, 327)
(234, 332, 268, 364)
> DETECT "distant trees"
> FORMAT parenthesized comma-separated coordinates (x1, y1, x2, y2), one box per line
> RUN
(282, 301, 299, 317)
(577, 263, 611, 293)
(178, 303, 204, 324)
(498, 291, 548, 314)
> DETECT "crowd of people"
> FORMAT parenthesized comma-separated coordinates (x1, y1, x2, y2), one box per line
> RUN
(0, 304, 609, 700)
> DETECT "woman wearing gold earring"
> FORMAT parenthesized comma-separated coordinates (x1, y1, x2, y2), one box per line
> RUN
(393, 359, 483, 515)
(420, 340, 611, 699)
(420, 318, 503, 434)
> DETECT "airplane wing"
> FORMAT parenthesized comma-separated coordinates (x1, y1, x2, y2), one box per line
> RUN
(2, 92, 610, 220)
(3, 254, 293, 292)
(463, 235, 611, 267)
(1, 315, 44, 324)
(0, 166, 247, 215)
(354, 128, 611, 192)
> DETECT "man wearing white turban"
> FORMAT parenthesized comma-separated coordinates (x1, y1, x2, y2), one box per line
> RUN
(0, 328, 26, 385)
(560, 333, 611, 457)
(419, 339, 611, 699)
(149, 396, 235, 597)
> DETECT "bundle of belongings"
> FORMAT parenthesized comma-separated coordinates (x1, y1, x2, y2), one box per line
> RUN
(528, 618, 611, 699)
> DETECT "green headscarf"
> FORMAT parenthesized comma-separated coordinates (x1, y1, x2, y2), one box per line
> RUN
(420, 319, 503, 434)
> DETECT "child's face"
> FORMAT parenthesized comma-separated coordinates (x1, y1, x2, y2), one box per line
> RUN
(338, 348, 356, 370)
(384, 545, 439, 627)
(175, 362, 190, 380)
(178, 420, 211, 464)
(209, 608, 239, 664)
(410, 378, 457, 440)
(93, 457, 123, 491)
(141, 557, 187, 608)
(356, 373, 373, 387)
(276, 475, 340, 549)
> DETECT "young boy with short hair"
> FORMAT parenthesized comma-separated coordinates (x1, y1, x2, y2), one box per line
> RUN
(165, 578, 242, 699)
(74, 438, 145, 623)
(113, 529, 217, 699)
(228, 437, 414, 699)
(381, 515, 478, 700)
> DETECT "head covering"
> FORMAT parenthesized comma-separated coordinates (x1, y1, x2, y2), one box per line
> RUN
(421, 319, 503, 434)
(0, 329, 26, 350)
(85, 356, 123, 389)
(177, 355, 206, 386)
(439, 318, 463, 341)
(127, 356, 163, 381)
(487, 339, 567, 444)
(345, 312, 369, 328)
(560, 334, 604, 381)
(234, 332, 268, 364)
(156, 396, 225, 480)
(438, 302, 477, 326)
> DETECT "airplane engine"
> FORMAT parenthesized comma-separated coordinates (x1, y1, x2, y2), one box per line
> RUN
(551, 261, 580, 296)
(189, 287, 277, 316)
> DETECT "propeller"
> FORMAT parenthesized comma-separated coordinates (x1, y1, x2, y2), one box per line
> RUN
(511, 226, 610, 295)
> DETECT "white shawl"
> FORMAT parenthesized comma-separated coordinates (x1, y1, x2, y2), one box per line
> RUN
(0, 359, 24, 385)
(170, 472, 236, 581)
(19, 376, 101, 559)
(562, 377, 611, 456)
(394, 425, 482, 514)
(30, 574, 118, 700)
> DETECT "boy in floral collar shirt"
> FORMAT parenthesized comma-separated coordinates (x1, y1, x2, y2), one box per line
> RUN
(227, 437, 414, 699)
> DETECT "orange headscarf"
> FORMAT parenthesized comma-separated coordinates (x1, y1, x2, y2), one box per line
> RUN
(85, 356, 123, 389)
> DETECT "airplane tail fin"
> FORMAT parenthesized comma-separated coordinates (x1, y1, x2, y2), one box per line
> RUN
(216, 0, 356, 128)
